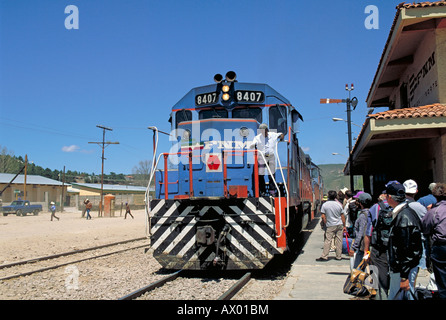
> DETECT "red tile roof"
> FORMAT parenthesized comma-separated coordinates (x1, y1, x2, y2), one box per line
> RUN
(368, 104, 446, 120)
(397, 1, 446, 9)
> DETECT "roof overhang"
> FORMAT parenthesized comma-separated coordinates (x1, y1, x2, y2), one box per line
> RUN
(367, 2, 446, 110)
(346, 104, 446, 174)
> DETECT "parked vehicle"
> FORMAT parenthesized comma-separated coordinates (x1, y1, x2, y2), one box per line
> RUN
(2, 200, 43, 216)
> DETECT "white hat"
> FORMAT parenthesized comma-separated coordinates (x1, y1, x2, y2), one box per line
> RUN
(50, 201, 55, 205)
(403, 179, 418, 194)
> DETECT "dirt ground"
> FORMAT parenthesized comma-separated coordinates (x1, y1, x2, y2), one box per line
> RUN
(0, 207, 148, 265)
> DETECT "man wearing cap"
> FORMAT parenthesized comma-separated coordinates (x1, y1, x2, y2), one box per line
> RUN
(50, 201, 59, 221)
(404, 179, 427, 220)
(404, 179, 428, 272)
(249, 124, 284, 195)
(386, 182, 422, 300)
(363, 186, 391, 300)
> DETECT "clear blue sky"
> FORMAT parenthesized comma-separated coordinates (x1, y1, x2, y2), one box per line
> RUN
(0, 0, 401, 175)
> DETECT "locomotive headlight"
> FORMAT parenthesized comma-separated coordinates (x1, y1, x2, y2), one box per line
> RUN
(222, 85, 230, 93)
(239, 127, 249, 137)
(222, 93, 230, 101)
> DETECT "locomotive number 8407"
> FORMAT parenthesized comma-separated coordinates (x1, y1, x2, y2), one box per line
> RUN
(146, 71, 323, 270)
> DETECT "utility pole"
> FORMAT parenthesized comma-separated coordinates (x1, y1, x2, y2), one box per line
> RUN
(320, 85, 358, 191)
(61, 166, 65, 213)
(89, 125, 119, 217)
(24, 154, 27, 201)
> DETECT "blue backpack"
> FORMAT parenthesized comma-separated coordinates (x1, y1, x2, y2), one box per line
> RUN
(371, 201, 393, 250)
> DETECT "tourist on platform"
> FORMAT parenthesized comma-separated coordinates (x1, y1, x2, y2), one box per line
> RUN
(404, 179, 428, 272)
(386, 182, 422, 300)
(364, 188, 392, 300)
(422, 183, 446, 299)
(349, 192, 372, 268)
(343, 190, 355, 237)
(317, 190, 346, 262)
(418, 183, 437, 210)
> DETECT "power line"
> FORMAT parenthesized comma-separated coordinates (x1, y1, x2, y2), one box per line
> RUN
(88, 125, 119, 217)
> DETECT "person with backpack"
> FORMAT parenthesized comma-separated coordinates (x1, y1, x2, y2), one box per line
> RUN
(343, 190, 357, 237)
(386, 182, 423, 300)
(422, 182, 446, 299)
(364, 186, 393, 300)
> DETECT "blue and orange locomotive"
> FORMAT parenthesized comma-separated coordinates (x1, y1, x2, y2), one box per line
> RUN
(147, 71, 323, 270)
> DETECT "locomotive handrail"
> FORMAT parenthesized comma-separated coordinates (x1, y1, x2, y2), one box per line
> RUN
(256, 149, 283, 239)
(152, 148, 285, 239)
(222, 148, 283, 238)
(275, 142, 290, 227)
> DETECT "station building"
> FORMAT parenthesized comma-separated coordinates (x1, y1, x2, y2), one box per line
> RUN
(347, 1, 446, 198)
(69, 182, 149, 210)
(0, 173, 67, 209)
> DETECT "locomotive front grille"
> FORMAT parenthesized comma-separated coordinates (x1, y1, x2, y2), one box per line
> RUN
(149, 197, 281, 270)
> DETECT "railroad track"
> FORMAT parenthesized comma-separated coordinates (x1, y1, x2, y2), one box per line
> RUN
(0, 237, 149, 281)
(118, 271, 251, 300)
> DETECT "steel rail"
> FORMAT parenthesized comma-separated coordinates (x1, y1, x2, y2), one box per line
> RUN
(217, 272, 251, 300)
(0, 242, 149, 281)
(0, 237, 148, 270)
(118, 270, 183, 300)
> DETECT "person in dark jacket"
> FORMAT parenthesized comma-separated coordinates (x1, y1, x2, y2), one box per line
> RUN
(349, 192, 372, 268)
(422, 182, 446, 299)
(386, 182, 422, 300)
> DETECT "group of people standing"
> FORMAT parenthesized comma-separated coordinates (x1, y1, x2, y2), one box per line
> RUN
(81, 199, 133, 220)
(318, 181, 446, 300)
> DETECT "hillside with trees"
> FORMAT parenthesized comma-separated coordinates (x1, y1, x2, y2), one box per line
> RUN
(318, 163, 363, 193)
(0, 145, 144, 185)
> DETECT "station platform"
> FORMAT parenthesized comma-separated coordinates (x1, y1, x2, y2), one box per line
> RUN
(275, 215, 432, 300)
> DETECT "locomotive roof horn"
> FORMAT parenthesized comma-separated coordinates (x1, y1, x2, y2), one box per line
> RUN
(214, 73, 223, 83)
(225, 71, 237, 82)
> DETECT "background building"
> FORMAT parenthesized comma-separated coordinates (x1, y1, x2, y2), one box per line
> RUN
(348, 1, 446, 198)
(0, 173, 67, 209)
(69, 182, 150, 210)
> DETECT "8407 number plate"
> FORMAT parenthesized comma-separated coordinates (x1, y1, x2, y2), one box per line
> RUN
(236, 90, 264, 103)
(195, 92, 218, 106)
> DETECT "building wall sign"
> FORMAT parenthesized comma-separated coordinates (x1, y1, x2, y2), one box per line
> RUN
(409, 51, 437, 106)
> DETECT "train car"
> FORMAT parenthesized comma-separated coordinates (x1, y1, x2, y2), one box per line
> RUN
(310, 161, 324, 220)
(147, 71, 323, 270)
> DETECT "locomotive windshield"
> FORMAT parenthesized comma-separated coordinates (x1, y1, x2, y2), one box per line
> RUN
(269, 105, 287, 133)
(232, 107, 262, 123)
(175, 109, 192, 128)
(199, 108, 228, 119)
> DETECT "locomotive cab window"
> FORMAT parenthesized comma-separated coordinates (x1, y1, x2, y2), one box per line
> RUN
(232, 107, 262, 123)
(269, 105, 287, 135)
(175, 109, 192, 128)
(199, 108, 228, 120)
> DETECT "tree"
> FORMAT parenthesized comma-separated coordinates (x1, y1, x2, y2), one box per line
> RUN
(132, 160, 152, 186)
(0, 146, 20, 173)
